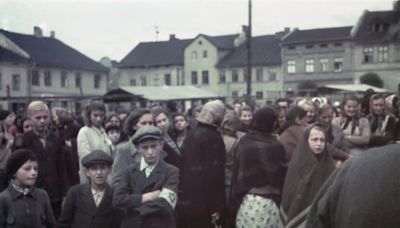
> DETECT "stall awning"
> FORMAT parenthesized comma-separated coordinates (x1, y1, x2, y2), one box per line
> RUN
(319, 84, 388, 93)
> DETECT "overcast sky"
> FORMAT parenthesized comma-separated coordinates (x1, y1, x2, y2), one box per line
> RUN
(0, 0, 395, 62)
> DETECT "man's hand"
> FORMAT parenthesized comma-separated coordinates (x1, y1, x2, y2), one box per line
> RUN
(142, 190, 161, 203)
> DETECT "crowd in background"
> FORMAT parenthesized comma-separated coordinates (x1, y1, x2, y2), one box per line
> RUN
(0, 88, 400, 227)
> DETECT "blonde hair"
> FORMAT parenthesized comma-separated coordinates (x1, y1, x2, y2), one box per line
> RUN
(27, 101, 49, 116)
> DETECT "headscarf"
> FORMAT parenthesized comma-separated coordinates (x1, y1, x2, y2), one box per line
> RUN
(197, 100, 225, 126)
(250, 107, 276, 133)
(281, 124, 335, 228)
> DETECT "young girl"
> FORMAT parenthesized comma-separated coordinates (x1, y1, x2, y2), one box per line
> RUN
(0, 149, 55, 227)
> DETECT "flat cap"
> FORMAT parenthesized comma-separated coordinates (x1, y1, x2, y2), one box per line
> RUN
(131, 125, 163, 145)
(81, 150, 113, 168)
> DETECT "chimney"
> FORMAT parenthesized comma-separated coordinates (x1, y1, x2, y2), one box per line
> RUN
(33, 26, 43, 37)
(284, 27, 290, 33)
(394, 0, 400, 11)
(169, 34, 176, 40)
(50, 30, 55, 38)
(234, 25, 248, 47)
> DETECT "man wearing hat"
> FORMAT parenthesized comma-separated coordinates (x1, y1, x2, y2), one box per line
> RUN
(113, 125, 179, 228)
(0, 149, 56, 228)
(58, 149, 121, 228)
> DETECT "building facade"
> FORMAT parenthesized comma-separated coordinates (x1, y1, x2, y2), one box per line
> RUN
(351, 4, 400, 92)
(281, 26, 354, 96)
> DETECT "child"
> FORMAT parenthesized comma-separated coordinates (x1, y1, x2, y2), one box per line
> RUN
(112, 125, 179, 228)
(105, 124, 122, 158)
(0, 149, 56, 227)
(58, 149, 121, 228)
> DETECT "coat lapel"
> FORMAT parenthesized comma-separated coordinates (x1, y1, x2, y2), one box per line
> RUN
(142, 160, 167, 192)
(81, 183, 97, 212)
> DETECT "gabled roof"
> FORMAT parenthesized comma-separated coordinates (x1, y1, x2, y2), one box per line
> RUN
(0, 46, 29, 63)
(118, 39, 193, 68)
(0, 29, 107, 72)
(216, 35, 281, 68)
(352, 10, 400, 43)
(282, 26, 352, 45)
(201, 34, 238, 50)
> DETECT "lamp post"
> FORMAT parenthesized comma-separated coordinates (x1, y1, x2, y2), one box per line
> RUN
(245, 0, 252, 105)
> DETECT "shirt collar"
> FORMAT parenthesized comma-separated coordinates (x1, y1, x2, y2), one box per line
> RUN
(140, 156, 158, 171)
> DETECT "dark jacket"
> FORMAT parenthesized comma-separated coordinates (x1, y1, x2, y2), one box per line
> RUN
(20, 131, 70, 202)
(113, 159, 179, 228)
(228, 130, 286, 227)
(58, 183, 121, 228)
(305, 144, 400, 228)
(179, 122, 226, 228)
(0, 185, 56, 228)
(279, 124, 306, 163)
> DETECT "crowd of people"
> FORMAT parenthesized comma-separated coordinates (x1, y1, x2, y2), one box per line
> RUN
(0, 90, 399, 228)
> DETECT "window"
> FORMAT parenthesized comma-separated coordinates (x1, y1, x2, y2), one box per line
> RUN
(219, 70, 226, 83)
(191, 71, 198, 85)
(256, 91, 263, 99)
(232, 69, 238, 82)
(203, 50, 208, 58)
(61, 101, 68, 108)
(75, 73, 81, 88)
(305, 59, 315, 73)
(256, 68, 263, 82)
(287, 60, 296, 74)
(232, 91, 238, 98)
(288, 46, 296, 50)
(306, 44, 314, 49)
(61, 71, 69, 87)
(94, 74, 101, 88)
(12, 74, 20, 90)
(164, 74, 171, 86)
(0, 73, 2, 89)
(395, 44, 400, 62)
(334, 42, 342, 47)
(31, 70, 40, 86)
(202, 71, 209, 85)
(320, 44, 328, 48)
(191, 51, 197, 60)
(378, 46, 388, 62)
(140, 75, 146, 86)
(333, 58, 343, 72)
(320, 59, 329, 72)
(130, 78, 136, 86)
(363, 47, 374, 63)
(44, 70, 52, 86)
(268, 70, 277, 81)
(243, 69, 248, 82)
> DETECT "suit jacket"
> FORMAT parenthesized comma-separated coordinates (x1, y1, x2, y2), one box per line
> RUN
(21, 131, 69, 201)
(113, 159, 179, 228)
(58, 183, 121, 228)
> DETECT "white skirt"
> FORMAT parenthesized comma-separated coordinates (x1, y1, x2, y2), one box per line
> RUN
(236, 194, 284, 228)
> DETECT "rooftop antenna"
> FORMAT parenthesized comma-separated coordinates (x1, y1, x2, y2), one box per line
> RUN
(155, 26, 159, 41)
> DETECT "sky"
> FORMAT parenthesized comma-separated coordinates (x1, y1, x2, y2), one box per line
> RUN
(0, 0, 396, 62)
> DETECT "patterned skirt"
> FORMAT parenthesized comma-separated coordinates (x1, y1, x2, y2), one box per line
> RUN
(236, 194, 284, 228)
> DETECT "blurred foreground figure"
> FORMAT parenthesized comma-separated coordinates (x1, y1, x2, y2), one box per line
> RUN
(305, 144, 400, 228)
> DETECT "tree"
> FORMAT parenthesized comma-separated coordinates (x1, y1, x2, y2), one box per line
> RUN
(360, 73, 383, 88)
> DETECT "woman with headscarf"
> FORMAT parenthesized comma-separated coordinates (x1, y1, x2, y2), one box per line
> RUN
(280, 124, 335, 228)
(367, 94, 396, 147)
(279, 106, 308, 163)
(228, 107, 286, 228)
(331, 94, 370, 156)
(179, 100, 226, 228)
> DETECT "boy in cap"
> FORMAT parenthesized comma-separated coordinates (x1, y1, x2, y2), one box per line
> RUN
(113, 125, 179, 228)
(58, 150, 121, 228)
(0, 149, 56, 228)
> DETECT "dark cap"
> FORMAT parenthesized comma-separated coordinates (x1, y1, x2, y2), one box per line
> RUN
(131, 125, 163, 145)
(81, 150, 113, 168)
(0, 110, 11, 121)
(105, 124, 121, 133)
(6, 149, 37, 176)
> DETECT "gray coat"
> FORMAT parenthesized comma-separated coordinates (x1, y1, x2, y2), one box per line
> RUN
(111, 140, 140, 188)
(113, 159, 179, 228)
